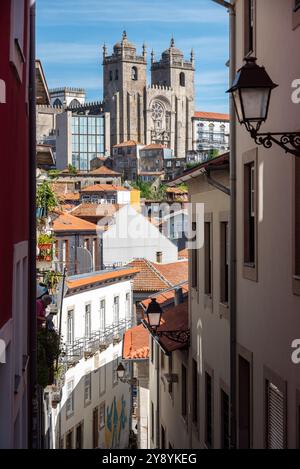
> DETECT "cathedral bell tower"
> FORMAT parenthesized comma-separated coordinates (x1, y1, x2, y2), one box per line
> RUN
(103, 31, 147, 149)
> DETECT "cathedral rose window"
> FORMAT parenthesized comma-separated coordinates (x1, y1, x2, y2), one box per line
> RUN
(151, 101, 164, 121)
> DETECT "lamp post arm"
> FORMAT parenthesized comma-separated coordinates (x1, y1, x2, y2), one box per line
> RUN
(249, 128, 300, 157)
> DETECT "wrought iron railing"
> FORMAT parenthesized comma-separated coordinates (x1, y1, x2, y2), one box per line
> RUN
(62, 318, 132, 367)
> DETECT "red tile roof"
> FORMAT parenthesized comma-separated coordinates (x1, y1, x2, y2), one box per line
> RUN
(178, 248, 188, 259)
(127, 259, 188, 292)
(67, 267, 140, 290)
(194, 111, 229, 121)
(122, 324, 149, 360)
(71, 203, 119, 218)
(89, 166, 121, 176)
(52, 212, 99, 232)
(142, 143, 167, 150)
(141, 282, 189, 309)
(80, 184, 128, 192)
(113, 140, 143, 148)
(156, 299, 189, 352)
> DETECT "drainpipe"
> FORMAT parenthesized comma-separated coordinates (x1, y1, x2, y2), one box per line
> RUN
(28, 1, 39, 449)
(212, 0, 237, 449)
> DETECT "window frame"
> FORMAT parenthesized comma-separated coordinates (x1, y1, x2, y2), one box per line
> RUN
(204, 215, 213, 297)
(181, 364, 187, 420)
(204, 368, 214, 449)
(243, 148, 258, 282)
(10, 0, 26, 82)
(84, 371, 92, 406)
(244, 0, 256, 56)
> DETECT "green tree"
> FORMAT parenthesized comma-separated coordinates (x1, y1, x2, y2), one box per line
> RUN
(36, 181, 58, 216)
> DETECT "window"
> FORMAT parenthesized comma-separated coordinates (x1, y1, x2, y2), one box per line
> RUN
(244, 162, 256, 265)
(192, 359, 198, 426)
(265, 379, 287, 449)
(179, 72, 185, 87)
(99, 359, 106, 396)
(151, 402, 155, 442)
(66, 429, 73, 449)
(296, 0, 300, 11)
(244, 0, 255, 55)
(62, 240, 68, 268)
(67, 310, 74, 345)
(238, 356, 251, 448)
(112, 354, 118, 386)
(191, 221, 198, 289)
(205, 371, 213, 448)
(99, 402, 105, 429)
(221, 389, 230, 449)
(131, 66, 138, 80)
(220, 222, 229, 304)
(75, 423, 83, 449)
(100, 299, 105, 331)
(92, 407, 99, 449)
(161, 350, 165, 369)
(161, 425, 166, 449)
(53, 98, 62, 107)
(125, 292, 131, 321)
(92, 239, 97, 270)
(69, 98, 80, 108)
(66, 379, 74, 418)
(204, 221, 212, 296)
(10, 0, 26, 81)
(181, 365, 187, 419)
(84, 372, 92, 405)
(85, 304, 91, 339)
(150, 337, 154, 364)
(115, 69, 119, 80)
(109, 70, 113, 81)
(168, 354, 173, 395)
(113, 296, 119, 325)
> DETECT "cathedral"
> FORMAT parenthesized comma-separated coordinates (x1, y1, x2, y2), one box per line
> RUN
(103, 32, 195, 159)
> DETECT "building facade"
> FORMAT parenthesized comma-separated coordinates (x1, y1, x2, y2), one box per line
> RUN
(192, 111, 229, 161)
(103, 32, 195, 159)
(52, 267, 138, 449)
(0, 0, 34, 449)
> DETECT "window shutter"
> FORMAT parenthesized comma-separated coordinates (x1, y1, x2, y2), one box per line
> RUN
(266, 382, 286, 449)
(295, 159, 300, 276)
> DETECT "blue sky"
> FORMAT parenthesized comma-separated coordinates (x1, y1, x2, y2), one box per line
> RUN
(37, 0, 229, 113)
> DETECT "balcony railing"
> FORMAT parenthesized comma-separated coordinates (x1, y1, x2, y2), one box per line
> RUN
(62, 318, 132, 367)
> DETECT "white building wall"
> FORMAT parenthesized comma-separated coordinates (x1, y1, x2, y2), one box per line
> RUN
(116, 190, 131, 205)
(192, 117, 229, 156)
(53, 277, 133, 449)
(102, 206, 178, 266)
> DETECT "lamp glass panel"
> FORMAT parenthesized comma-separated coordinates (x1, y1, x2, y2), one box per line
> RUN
(240, 87, 270, 122)
(233, 90, 244, 123)
(147, 311, 161, 328)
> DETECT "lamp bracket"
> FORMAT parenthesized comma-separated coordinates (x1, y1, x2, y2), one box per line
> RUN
(249, 128, 300, 157)
(155, 329, 190, 344)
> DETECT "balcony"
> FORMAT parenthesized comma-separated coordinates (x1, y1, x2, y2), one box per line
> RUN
(63, 318, 132, 367)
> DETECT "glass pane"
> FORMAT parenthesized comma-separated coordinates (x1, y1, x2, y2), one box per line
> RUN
(241, 87, 269, 121)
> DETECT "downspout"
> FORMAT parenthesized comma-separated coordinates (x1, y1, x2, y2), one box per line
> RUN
(229, 1, 237, 450)
(28, 0, 39, 449)
(212, 0, 237, 449)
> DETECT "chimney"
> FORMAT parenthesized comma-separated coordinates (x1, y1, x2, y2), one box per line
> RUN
(174, 287, 183, 306)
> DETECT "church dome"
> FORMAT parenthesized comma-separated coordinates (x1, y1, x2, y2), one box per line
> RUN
(113, 31, 136, 53)
(162, 37, 184, 60)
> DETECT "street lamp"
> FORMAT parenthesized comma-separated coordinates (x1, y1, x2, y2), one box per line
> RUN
(116, 362, 137, 385)
(143, 297, 190, 345)
(227, 57, 300, 157)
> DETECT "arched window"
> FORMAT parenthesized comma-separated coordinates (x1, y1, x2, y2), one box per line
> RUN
(53, 98, 62, 107)
(69, 99, 80, 108)
(109, 70, 113, 81)
(131, 67, 138, 81)
(115, 69, 119, 80)
(179, 72, 185, 87)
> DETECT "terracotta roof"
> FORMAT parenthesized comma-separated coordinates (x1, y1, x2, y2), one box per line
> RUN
(127, 259, 188, 292)
(156, 299, 189, 352)
(193, 111, 229, 121)
(178, 248, 188, 259)
(153, 260, 188, 287)
(60, 192, 80, 201)
(127, 259, 169, 292)
(141, 143, 167, 150)
(71, 203, 119, 218)
(67, 267, 140, 290)
(122, 324, 149, 360)
(113, 140, 143, 148)
(89, 166, 121, 176)
(52, 212, 98, 232)
(81, 184, 128, 192)
(166, 187, 188, 194)
(139, 172, 164, 176)
(141, 282, 189, 309)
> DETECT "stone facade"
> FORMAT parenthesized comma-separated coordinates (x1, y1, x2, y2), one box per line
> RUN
(103, 32, 195, 159)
